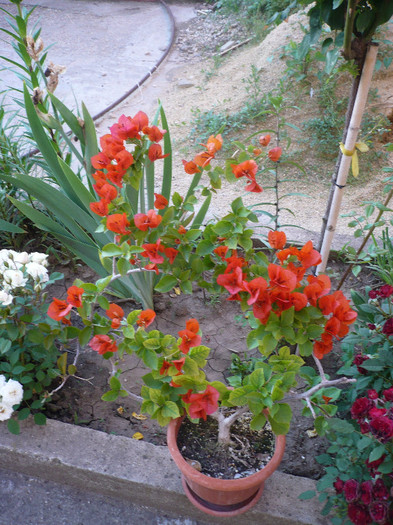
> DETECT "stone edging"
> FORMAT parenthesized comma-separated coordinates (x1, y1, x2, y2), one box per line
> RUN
(0, 418, 329, 525)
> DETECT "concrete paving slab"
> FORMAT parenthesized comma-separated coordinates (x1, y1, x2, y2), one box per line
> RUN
(0, 418, 329, 525)
(0, 0, 174, 116)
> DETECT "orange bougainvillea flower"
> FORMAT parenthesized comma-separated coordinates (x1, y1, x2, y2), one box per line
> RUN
(160, 356, 185, 376)
(268, 147, 282, 162)
(134, 209, 163, 231)
(90, 199, 109, 217)
(213, 245, 229, 260)
(186, 385, 220, 421)
(106, 213, 130, 235)
(244, 179, 263, 193)
(268, 264, 297, 293)
(148, 143, 170, 162)
(95, 183, 117, 202)
(202, 134, 223, 155)
(259, 134, 271, 147)
(154, 193, 168, 210)
(47, 298, 73, 321)
(132, 110, 149, 131)
(178, 319, 201, 354)
(313, 333, 333, 360)
(182, 159, 201, 174)
(141, 239, 165, 264)
(106, 303, 125, 329)
(89, 334, 118, 355)
(289, 291, 308, 311)
(136, 309, 156, 328)
(114, 149, 134, 171)
(268, 230, 287, 250)
(253, 148, 262, 156)
(178, 225, 187, 235)
(100, 134, 124, 159)
(67, 286, 84, 308)
(231, 160, 258, 179)
(110, 114, 140, 141)
(217, 266, 245, 296)
(304, 274, 331, 306)
(142, 125, 166, 142)
(253, 292, 272, 324)
(105, 165, 126, 188)
(91, 152, 111, 171)
(164, 247, 179, 264)
(298, 241, 322, 268)
(243, 277, 268, 305)
(193, 151, 214, 168)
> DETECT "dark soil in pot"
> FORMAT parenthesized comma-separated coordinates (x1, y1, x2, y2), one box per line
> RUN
(176, 411, 275, 479)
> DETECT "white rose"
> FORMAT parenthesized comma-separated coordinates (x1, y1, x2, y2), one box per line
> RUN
(0, 375, 6, 390)
(25, 262, 49, 282)
(13, 252, 30, 266)
(2, 269, 28, 289)
(0, 403, 13, 421)
(0, 290, 13, 306)
(0, 249, 11, 264)
(29, 252, 49, 266)
(0, 379, 24, 407)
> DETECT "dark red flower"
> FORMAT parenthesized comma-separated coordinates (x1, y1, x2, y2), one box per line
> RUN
(369, 501, 388, 524)
(343, 479, 360, 503)
(334, 477, 344, 494)
(353, 354, 370, 375)
(351, 397, 373, 421)
(382, 318, 393, 336)
(359, 481, 373, 505)
(379, 284, 393, 298)
(347, 503, 372, 525)
(366, 455, 386, 477)
(369, 416, 393, 443)
(383, 387, 393, 401)
(367, 389, 379, 400)
(372, 478, 390, 501)
(369, 289, 379, 299)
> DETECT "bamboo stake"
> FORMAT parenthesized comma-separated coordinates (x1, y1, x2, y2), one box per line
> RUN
(316, 43, 379, 274)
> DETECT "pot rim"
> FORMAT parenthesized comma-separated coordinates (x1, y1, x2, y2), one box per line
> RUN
(167, 415, 286, 491)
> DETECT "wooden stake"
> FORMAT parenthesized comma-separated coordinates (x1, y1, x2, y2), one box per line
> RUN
(316, 43, 379, 273)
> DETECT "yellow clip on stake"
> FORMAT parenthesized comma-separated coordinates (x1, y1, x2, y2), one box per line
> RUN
(339, 142, 369, 178)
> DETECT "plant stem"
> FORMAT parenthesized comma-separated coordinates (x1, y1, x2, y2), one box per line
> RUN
(210, 406, 249, 445)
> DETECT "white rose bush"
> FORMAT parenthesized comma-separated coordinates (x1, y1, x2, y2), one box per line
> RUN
(0, 249, 67, 433)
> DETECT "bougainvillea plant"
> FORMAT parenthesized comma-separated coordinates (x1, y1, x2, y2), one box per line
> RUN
(44, 111, 358, 444)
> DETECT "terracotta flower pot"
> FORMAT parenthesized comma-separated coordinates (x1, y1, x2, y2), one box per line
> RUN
(167, 416, 286, 517)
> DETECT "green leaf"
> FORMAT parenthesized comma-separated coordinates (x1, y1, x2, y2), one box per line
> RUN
(101, 243, 124, 257)
(154, 275, 177, 293)
(98, 295, 110, 311)
(101, 390, 119, 402)
(299, 490, 316, 500)
(33, 413, 47, 426)
(162, 401, 181, 419)
(109, 376, 121, 391)
(0, 218, 25, 233)
(7, 419, 20, 434)
(369, 444, 386, 462)
(250, 413, 267, 430)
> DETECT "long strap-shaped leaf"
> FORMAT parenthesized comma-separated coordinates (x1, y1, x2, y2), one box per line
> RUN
(192, 193, 212, 229)
(23, 84, 82, 200)
(159, 105, 172, 201)
(82, 102, 99, 193)
(2, 173, 97, 244)
(48, 92, 85, 144)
